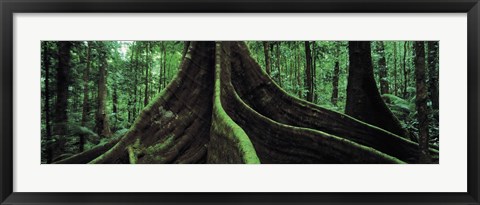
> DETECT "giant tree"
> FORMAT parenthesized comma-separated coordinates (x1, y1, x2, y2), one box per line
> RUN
(56, 41, 437, 164)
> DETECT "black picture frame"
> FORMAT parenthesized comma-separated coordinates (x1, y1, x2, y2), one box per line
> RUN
(1, 0, 479, 204)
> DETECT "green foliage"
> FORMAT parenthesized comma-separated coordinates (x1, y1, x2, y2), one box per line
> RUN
(383, 93, 439, 147)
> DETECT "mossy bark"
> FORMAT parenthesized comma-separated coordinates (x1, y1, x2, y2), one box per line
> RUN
(57, 41, 438, 164)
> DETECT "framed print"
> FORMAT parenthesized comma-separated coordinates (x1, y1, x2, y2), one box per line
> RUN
(1, 0, 479, 204)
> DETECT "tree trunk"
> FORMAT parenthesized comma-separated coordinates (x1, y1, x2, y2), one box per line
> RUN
(331, 61, 340, 106)
(159, 42, 164, 92)
(414, 41, 431, 163)
(42, 42, 53, 163)
(80, 42, 92, 152)
(345, 41, 409, 140)
(95, 42, 112, 137)
(403, 41, 408, 98)
(113, 85, 118, 130)
(427, 41, 439, 109)
(54, 41, 72, 157)
(132, 43, 139, 122)
(304, 41, 313, 102)
(393, 42, 398, 96)
(275, 42, 282, 87)
(331, 42, 340, 106)
(376, 41, 389, 95)
(144, 42, 150, 106)
(312, 42, 317, 103)
(262, 41, 271, 75)
(296, 43, 302, 98)
(57, 41, 437, 165)
(163, 43, 167, 89)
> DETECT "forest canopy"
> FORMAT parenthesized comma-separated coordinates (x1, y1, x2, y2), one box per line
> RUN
(41, 41, 439, 164)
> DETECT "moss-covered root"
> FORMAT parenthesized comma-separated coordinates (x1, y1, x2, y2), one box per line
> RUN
(206, 42, 261, 164)
(230, 42, 437, 164)
(53, 137, 120, 164)
(218, 42, 403, 164)
(88, 42, 215, 164)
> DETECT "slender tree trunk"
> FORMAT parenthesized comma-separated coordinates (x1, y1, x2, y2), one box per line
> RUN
(331, 42, 341, 106)
(403, 41, 408, 98)
(304, 41, 313, 102)
(159, 42, 164, 92)
(296, 44, 302, 98)
(414, 41, 431, 162)
(345, 41, 409, 139)
(132, 43, 139, 121)
(376, 41, 389, 95)
(289, 43, 294, 91)
(144, 42, 150, 106)
(95, 42, 112, 137)
(80, 42, 92, 152)
(393, 42, 398, 96)
(275, 42, 282, 87)
(262, 41, 271, 75)
(312, 42, 317, 102)
(42, 42, 53, 163)
(331, 62, 340, 106)
(163, 44, 167, 89)
(113, 85, 118, 131)
(331, 41, 340, 106)
(427, 41, 439, 109)
(54, 41, 72, 157)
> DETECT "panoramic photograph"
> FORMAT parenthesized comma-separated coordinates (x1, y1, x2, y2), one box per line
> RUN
(41, 41, 439, 164)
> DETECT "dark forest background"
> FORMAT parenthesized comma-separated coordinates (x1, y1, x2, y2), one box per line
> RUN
(41, 41, 439, 163)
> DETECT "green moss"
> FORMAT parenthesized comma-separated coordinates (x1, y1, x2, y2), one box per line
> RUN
(144, 134, 175, 155)
(211, 42, 260, 164)
(127, 146, 137, 164)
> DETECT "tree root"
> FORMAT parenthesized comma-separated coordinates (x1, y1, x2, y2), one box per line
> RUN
(229, 42, 438, 164)
(218, 42, 403, 164)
